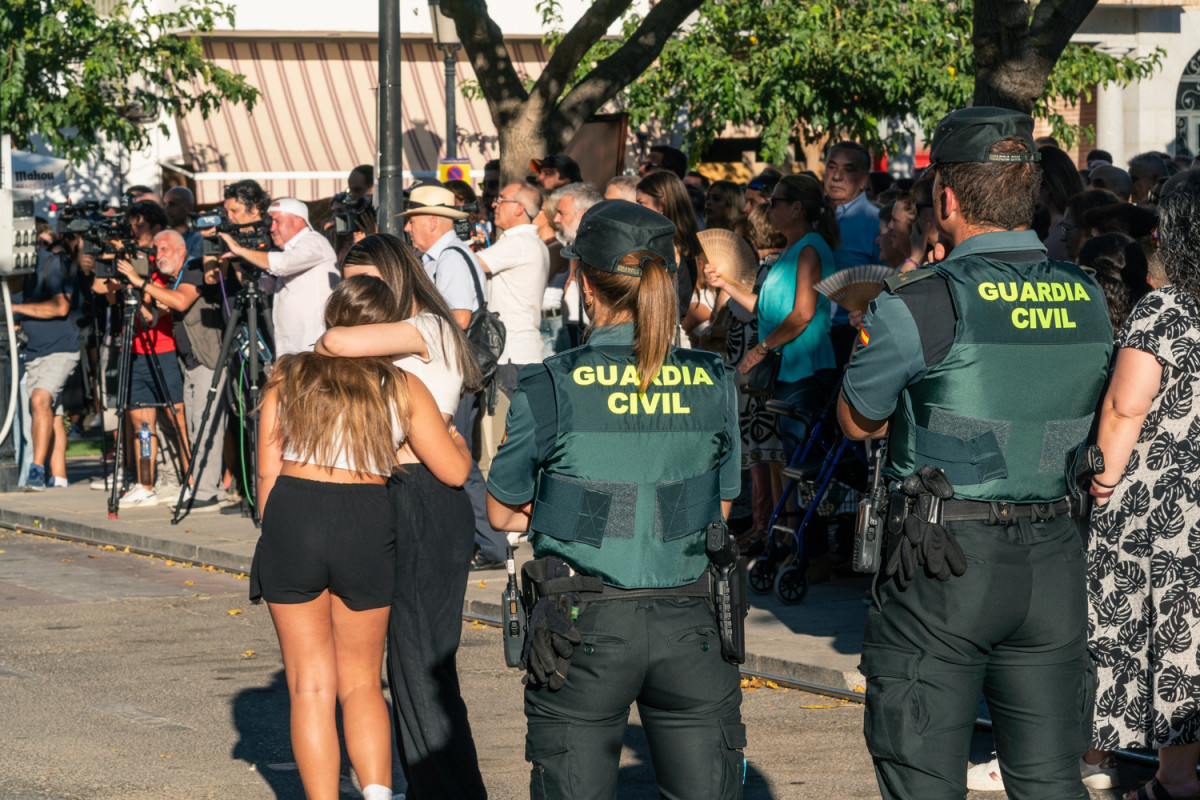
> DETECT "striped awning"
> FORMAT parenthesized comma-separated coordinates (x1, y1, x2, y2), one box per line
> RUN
(174, 37, 551, 203)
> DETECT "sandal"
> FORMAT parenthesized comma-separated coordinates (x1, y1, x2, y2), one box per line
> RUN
(1125, 777, 1200, 800)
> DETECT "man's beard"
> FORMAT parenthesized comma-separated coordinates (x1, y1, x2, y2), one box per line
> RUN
(555, 223, 578, 248)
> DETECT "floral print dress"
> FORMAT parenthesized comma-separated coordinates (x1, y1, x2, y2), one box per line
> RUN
(1088, 285, 1200, 750)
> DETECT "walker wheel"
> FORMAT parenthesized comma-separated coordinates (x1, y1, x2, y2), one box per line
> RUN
(748, 557, 775, 596)
(773, 563, 809, 605)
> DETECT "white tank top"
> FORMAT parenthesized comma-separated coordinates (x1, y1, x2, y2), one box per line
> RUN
(397, 312, 464, 416)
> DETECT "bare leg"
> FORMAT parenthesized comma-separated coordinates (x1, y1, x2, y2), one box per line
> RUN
(1156, 742, 1200, 797)
(128, 407, 157, 489)
(30, 388, 53, 466)
(331, 594, 392, 792)
(269, 593, 341, 800)
(49, 414, 68, 479)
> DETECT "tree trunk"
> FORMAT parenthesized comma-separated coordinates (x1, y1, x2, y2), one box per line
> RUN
(973, 0, 1100, 113)
(498, 114, 552, 186)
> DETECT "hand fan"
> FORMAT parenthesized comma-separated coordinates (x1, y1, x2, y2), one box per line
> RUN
(814, 264, 896, 313)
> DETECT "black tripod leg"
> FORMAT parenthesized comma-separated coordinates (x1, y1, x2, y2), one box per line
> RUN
(108, 294, 139, 518)
(245, 289, 262, 527)
(170, 299, 244, 525)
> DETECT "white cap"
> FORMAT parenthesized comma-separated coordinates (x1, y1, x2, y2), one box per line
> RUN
(268, 197, 310, 226)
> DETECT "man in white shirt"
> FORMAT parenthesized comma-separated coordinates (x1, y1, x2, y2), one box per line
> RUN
(478, 182, 549, 383)
(550, 182, 603, 352)
(220, 197, 339, 356)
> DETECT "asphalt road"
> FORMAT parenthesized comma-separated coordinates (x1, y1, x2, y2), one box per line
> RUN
(0, 528, 1144, 799)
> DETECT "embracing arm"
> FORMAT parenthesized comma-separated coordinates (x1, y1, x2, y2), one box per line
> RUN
(403, 375, 472, 486)
(1092, 347, 1162, 503)
(256, 386, 284, 512)
(316, 320, 429, 360)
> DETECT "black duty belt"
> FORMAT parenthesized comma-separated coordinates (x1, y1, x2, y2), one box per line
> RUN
(940, 498, 1071, 525)
(537, 570, 712, 601)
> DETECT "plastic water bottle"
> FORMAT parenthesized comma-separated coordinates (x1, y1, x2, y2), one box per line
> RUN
(137, 422, 152, 487)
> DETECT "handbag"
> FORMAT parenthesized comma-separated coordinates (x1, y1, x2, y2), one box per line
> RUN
(736, 346, 779, 398)
(447, 247, 507, 412)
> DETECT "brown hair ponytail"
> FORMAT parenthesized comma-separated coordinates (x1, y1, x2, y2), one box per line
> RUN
(582, 251, 677, 392)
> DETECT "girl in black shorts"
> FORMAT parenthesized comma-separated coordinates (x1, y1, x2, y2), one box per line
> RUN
(253, 276, 471, 800)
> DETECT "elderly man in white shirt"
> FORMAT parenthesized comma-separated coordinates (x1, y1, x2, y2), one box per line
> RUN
(220, 197, 339, 356)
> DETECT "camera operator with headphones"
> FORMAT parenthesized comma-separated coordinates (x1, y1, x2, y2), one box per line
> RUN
(118, 229, 227, 513)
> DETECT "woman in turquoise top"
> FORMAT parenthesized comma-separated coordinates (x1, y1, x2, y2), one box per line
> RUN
(707, 173, 840, 451)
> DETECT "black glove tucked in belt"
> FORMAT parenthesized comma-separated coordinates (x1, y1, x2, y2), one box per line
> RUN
(885, 465, 968, 589)
(521, 593, 582, 691)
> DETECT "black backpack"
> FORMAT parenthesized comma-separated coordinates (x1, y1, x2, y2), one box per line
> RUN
(446, 247, 506, 409)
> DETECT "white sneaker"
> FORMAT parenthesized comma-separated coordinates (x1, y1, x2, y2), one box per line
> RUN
(1080, 755, 1119, 789)
(119, 485, 159, 507)
(966, 757, 1004, 792)
(50, 476, 69, 488)
(91, 468, 124, 491)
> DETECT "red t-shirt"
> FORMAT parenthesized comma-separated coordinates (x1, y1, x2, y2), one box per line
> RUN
(132, 272, 176, 355)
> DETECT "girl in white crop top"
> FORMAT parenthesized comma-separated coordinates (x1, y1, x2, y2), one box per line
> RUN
(257, 276, 471, 800)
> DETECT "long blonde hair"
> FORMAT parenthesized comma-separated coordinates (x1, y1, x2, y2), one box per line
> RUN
(264, 276, 411, 475)
(583, 250, 677, 393)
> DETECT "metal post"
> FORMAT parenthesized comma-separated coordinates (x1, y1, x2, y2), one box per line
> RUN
(444, 49, 458, 160)
(377, 0, 404, 236)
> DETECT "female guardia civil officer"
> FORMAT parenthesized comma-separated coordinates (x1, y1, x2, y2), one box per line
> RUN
(486, 199, 746, 799)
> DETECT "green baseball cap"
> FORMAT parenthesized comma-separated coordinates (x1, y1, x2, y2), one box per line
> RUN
(928, 106, 1041, 166)
(562, 199, 678, 276)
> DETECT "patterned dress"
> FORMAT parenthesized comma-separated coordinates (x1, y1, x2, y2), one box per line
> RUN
(724, 255, 784, 465)
(1088, 285, 1200, 750)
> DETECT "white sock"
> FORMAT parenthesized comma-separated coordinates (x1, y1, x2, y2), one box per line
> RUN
(361, 784, 392, 800)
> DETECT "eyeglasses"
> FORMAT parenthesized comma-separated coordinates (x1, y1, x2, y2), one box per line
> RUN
(494, 197, 522, 207)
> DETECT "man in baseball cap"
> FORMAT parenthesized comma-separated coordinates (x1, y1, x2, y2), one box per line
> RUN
(220, 195, 339, 355)
(530, 154, 581, 192)
(839, 105, 1113, 800)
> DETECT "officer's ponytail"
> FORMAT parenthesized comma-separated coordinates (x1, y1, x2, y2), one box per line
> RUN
(582, 251, 677, 393)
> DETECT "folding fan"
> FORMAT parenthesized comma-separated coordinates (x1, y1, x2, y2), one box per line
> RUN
(814, 264, 897, 313)
(697, 228, 759, 294)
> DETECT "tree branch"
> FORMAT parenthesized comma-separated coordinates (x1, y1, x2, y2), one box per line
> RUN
(441, 0, 529, 129)
(530, 0, 629, 108)
(550, 0, 704, 144)
(1029, 0, 1100, 60)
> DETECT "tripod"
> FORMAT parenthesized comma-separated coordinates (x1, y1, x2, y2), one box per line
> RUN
(171, 268, 269, 526)
(107, 287, 190, 518)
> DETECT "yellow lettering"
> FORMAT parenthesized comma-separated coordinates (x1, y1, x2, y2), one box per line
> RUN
(1035, 307, 1053, 328)
(998, 282, 1018, 302)
(573, 366, 594, 386)
(1035, 283, 1051, 302)
(629, 392, 638, 414)
(1051, 283, 1067, 302)
(640, 393, 660, 414)
(660, 365, 681, 386)
(1020, 282, 1038, 302)
(1072, 283, 1090, 302)
(1012, 308, 1029, 328)
(620, 365, 640, 386)
(596, 366, 617, 386)
(673, 393, 690, 414)
(608, 392, 627, 414)
(692, 368, 714, 386)
(979, 282, 998, 301)
(1061, 307, 1076, 328)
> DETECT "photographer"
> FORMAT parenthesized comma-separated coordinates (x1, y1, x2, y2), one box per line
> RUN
(118, 231, 226, 513)
(93, 232, 188, 508)
(219, 197, 338, 356)
(163, 187, 203, 261)
(10, 234, 80, 491)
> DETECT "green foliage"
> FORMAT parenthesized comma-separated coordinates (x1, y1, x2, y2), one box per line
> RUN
(548, 0, 1161, 163)
(1, 0, 259, 164)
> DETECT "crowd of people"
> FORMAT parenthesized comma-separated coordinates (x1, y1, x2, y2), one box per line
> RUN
(9, 111, 1200, 799)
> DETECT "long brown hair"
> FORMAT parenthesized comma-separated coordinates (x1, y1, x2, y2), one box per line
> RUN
(264, 276, 412, 476)
(777, 174, 841, 250)
(636, 171, 703, 260)
(343, 233, 482, 393)
(583, 251, 677, 393)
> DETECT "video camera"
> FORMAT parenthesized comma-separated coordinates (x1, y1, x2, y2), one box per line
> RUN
(331, 191, 373, 236)
(55, 200, 135, 257)
(454, 201, 480, 241)
(194, 213, 272, 258)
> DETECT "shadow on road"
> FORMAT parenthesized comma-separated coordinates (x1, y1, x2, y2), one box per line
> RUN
(230, 669, 305, 798)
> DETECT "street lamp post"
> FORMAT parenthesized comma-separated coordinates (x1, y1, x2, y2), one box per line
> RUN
(378, 0, 403, 234)
(428, 0, 461, 161)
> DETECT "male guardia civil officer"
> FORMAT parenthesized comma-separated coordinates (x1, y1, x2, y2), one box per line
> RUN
(837, 108, 1113, 799)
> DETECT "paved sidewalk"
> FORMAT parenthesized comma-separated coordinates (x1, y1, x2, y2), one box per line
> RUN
(0, 459, 870, 691)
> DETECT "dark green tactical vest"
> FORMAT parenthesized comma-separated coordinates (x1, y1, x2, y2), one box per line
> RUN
(886, 257, 1113, 502)
(528, 341, 734, 589)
